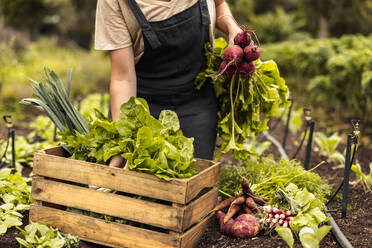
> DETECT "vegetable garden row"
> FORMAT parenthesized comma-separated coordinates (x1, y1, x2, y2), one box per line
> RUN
(1, 34, 372, 248)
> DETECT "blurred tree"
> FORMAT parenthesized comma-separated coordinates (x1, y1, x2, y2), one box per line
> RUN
(226, 0, 255, 24)
(0, 0, 47, 39)
(0, 0, 96, 49)
(49, 0, 96, 49)
(250, 7, 309, 43)
(299, 0, 372, 38)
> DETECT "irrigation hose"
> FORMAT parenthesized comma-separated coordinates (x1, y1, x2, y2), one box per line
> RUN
(291, 127, 308, 159)
(262, 131, 289, 160)
(326, 145, 358, 206)
(326, 213, 354, 248)
(0, 130, 11, 167)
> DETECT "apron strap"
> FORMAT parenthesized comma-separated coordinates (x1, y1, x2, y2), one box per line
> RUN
(199, 0, 210, 25)
(126, 0, 162, 49)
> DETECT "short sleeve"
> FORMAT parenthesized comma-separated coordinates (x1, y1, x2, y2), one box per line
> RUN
(95, 0, 132, 50)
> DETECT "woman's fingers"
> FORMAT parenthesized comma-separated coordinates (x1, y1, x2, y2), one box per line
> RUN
(109, 154, 125, 168)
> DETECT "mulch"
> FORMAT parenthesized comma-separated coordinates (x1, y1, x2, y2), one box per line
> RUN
(1, 118, 371, 248)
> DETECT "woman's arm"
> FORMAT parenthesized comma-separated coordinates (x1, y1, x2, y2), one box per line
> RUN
(109, 47, 137, 122)
(214, 0, 242, 44)
(108, 46, 137, 167)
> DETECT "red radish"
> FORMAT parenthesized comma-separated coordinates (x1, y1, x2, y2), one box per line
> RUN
(283, 221, 289, 228)
(279, 214, 285, 219)
(244, 44, 261, 61)
(234, 30, 252, 48)
(273, 209, 283, 215)
(266, 205, 273, 213)
(284, 210, 291, 217)
(237, 61, 255, 76)
(219, 60, 237, 77)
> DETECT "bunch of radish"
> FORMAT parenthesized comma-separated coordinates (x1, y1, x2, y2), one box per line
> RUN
(210, 178, 268, 238)
(260, 205, 293, 229)
(219, 30, 260, 78)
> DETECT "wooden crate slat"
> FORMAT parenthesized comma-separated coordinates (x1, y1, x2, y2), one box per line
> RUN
(31, 147, 220, 248)
(180, 214, 214, 248)
(185, 161, 221, 203)
(182, 187, 218, 231)
(32, 177, 183, 232)
(29, 204, 179, 248)
(33, 149, 188, 204)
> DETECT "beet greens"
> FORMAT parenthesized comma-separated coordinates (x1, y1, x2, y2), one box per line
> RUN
(195, 37, 290, 160)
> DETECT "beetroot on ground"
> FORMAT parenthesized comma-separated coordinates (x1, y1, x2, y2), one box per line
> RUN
(217, 211, 235, 237)
(231, 214, 261, 238)
(234, 30, 252, 48)
(237, 61, 255, 76)
(216, 211, 261, 238)
(244, 44, 261, 62)
(219, 60, 237, 77)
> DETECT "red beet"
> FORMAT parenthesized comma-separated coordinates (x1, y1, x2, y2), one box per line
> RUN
(237, 61, 255, 76)
(220, 60, 237, 77)
(231, 214, 261, 238)
(244, 44, 261, 62)
(223, 45, 244, 65)
(216, 211, 235, 237)
(234, 30, 252, 48)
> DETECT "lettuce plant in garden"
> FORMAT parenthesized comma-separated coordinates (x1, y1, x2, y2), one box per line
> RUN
(314, 132, 345, 165)
(275, 184, 332, 248)
(16, 222, 79, 248)
(0, 168, 32, 235)
(351, 161, 372, 192)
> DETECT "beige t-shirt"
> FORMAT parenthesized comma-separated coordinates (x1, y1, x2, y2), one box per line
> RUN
(95, 0, 216, 63)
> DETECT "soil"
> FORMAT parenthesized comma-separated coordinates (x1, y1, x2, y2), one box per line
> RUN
(1, 118, 371, 248)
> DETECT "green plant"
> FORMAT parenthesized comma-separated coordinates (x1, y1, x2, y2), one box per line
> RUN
(314, 132, 344, 165)
(0, 168, 32, 235)
(261, 34, 372, 126)
(79, 93, 110, 120)
(0, 136, 55, 172)
(249, 7, 309, 43)
(275, 107, 304, 133)
(243, 136, 271, 157)
(0, 39, 110, 119)
(351, 161, 372, 192)
(275, 183, 331, 248)
(217, 156, 332, 206)
(195, 38, 290, 160)
(16, 222, 79, 248)
(23, 69, 197, 181)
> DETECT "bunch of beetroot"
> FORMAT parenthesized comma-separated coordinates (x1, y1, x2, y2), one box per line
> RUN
(260, 205, 293, 229)
(210, 178, 267, 238)
(219, 30, 261, 78)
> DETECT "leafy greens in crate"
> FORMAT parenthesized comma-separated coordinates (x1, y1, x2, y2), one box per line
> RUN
(21, 68, 197, 181)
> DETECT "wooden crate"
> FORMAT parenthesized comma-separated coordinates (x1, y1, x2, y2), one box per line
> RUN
(30, 147, 221, 248)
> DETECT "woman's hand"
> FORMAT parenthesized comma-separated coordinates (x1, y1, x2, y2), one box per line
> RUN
(228, 25, 242, 45)
(215, 0, 243, 44)
(109, 154, 126, 168)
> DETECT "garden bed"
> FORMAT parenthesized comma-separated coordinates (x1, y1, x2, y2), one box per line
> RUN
(1, 119, 371, 248)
